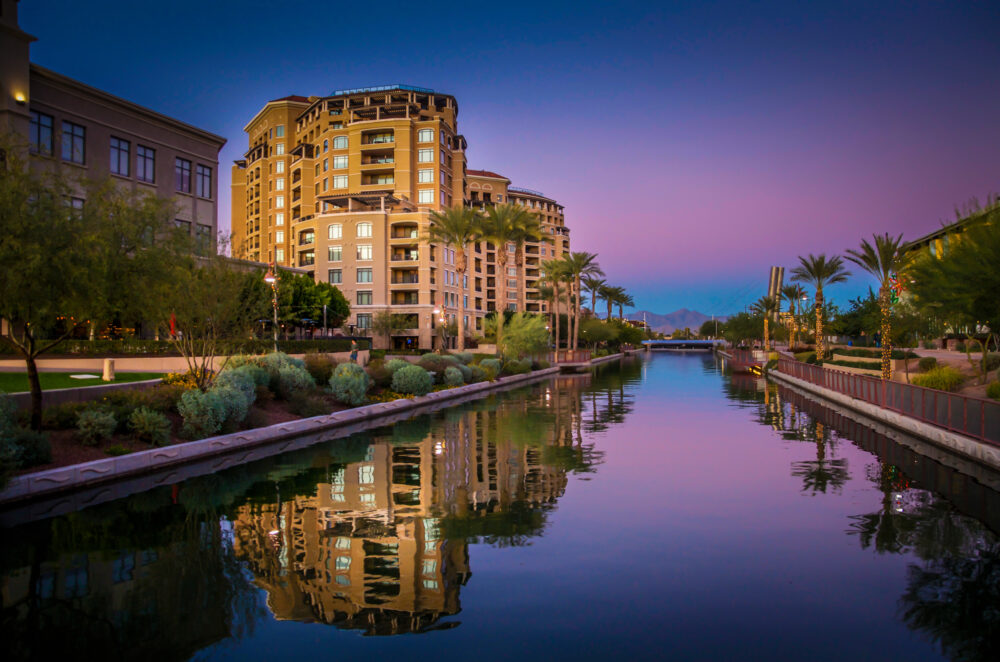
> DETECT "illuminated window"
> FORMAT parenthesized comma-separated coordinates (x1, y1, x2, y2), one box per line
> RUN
(357, 222, 372, 238)
(418, 189, 434, 204)
(417, 149, 433, 163)
(418, 128, 433, 142)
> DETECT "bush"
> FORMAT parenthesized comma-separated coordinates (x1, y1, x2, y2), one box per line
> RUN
(417, 354, 457, 380)
(987, 382, 1000, 401)
(918, 357, 938, 372)
(225, 363, 270, 388)
(275, 365, 316, 399)
(366, 360, 394, 388)
(215, 369, 258, 407)
(76, 409, 117, 446)
(450, 352, 473, 365)
(145, 383, 188, 414)
(304, 352, 337, 384)
(444, 366, 464, 387)
(162, 369, 209, 390)
(213, 386, 252, 427)
(287, 392, 330, 417)
(10, 428, 51, 467)
(385, 358, 411, 374)
(502, 358, 532, 375)
(329, 363, 370, 406)
(533, 359, 551, 370)
(922, 340, 936, 350)
(468, 365, 487, 383)
(42, 401, 89, 430)
(178, 389, 227, 439)
(105, 444, 132, 456)
(955, 341, 967, 353)
(0, 394, 18, 433)
(912, 366, 965, 392)
(392, 365, 434, 396)
(985, 353, 1000, 372)
(128, 407, 172, 446)
(480, 358, 502, 377)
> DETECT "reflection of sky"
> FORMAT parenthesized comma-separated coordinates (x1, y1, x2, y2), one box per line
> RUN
(194, 354, 964, 661)
(21, 2, 1000, 314)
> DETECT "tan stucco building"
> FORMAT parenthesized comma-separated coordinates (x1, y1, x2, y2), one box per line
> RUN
(231, 86, 570, 349)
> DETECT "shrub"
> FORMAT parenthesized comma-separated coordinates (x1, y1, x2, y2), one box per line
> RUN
(162, 369, 209, 390)
(451, 352, 473, 365)
(985, 353, 1000, 373)
(76, 409, 117, 446)
(329, 363, 371, 406)
(304, 352, 337, 384)
(918, 357, 938, 372)
(42, 401, 89, 430)
(275, 365, 316, 399)
(129, 407, 172, 446)
(955, 341, 967, 353)
(215, 369, 258, 407)
(444, 366, 464, 387)
(224, 363, 270, 388)
(392, 365, 434, 396)
(468, 365, 487, 383)
(287, 392, 330, 417)
(213, 386, 252, 427)
(987, 382, 1000, 401)
(417, 354, 457, 380)
(145, 383, 188, 414)
(385, 358, 411, 374)
(480, 358, 502, 377)
(922, 340, 936, 350)
(366, 360, 394, 389)
(105, 444, 132, 456)
(912, 366, 965, 392)
(533, 359, 551, 370)
(10, 428, 51, 467)
(178, 389, 227, 439)
(0, 394, 18, 433)
(502, 358, 532, 376)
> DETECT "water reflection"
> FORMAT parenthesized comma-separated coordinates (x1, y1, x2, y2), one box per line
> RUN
(1, 361, 638, 654)
(721, 368, 1000, 661)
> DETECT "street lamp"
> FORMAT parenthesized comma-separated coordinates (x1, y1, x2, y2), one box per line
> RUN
(264, 264, 278, 352)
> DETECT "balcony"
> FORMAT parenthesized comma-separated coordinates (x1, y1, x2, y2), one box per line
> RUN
(391, 249, 419, 262)
(391, 292, 419, 305)
(391, 225, 419, 239)
(298, 250, 315, 267)
(362, 132, 394, 146)
(391, 271, 419, 284)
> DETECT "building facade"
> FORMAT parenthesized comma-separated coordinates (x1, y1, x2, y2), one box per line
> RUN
(231, 85, 569, 349)
(1, 0, 226, 249)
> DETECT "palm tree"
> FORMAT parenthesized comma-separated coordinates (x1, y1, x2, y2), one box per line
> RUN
(424, 205, 482, 352)
(479, 203, 537, 349)
(541, 259, 568, 349)
(599, 284, 617, 321)
(512, 213, 545, 313)
(561, 252, 604, 350)
(845, 233, 907, 379)
(583, 275, 607, 318)
(616, 291, 635, 320)
(750, 295, 779, 350)
(791, 254, 850, 360)
(781, 284, 807, 348)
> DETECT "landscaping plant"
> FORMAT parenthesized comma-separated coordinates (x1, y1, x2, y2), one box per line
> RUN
(128, 407, 171, 446)
(911, 366, 965, 392)
(76, 409, 117, 446)
(392, 365, 434, 396)
(329, 363, 370, 406)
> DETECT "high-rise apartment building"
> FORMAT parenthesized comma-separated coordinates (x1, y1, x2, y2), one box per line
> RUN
(0, 0, 226, 250)
(232, 85, 569, 350)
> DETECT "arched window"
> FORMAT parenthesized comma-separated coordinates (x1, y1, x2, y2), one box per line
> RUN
(333, 136, 348, 149)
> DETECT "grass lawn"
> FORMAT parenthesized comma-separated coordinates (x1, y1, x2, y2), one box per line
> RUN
(0, 372, 164, 393)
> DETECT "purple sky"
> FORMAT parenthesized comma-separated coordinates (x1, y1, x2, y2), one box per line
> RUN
(22, 1, 1000, 315)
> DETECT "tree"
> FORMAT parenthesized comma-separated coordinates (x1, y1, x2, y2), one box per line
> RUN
(910, 220, 1000, 384)
(425, 205, 481, 351)
(722, 312, 764, 346)
(790, 254, 850, 359)
(599, 284, 616, 322)
(781, 284, 807, 347)
(500, 313, 549, 359)
(561, 252, 603, 351)
(0, 145, 178, 428)
(479, 203, 536, 350)
(750, 296, 779, 350)
(583, 276, 606, 318)
(578, 318, 618, 347)
(272, 272, 348, 334)
(845, 233, 908, 379)
(372, 309, 407, 347)
(698, 319, 718, 338)
(615, 291, 635, 320)
(541, 259, 568, 349)
(512, 212, 545, 316)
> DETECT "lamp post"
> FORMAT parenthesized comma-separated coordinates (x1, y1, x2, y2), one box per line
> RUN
(264, 264, 279, 352)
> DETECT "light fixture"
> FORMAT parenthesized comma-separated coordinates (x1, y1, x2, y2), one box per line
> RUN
(14, 92, 26, 106)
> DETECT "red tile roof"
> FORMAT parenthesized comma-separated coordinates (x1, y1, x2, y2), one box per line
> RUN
(467, 168, 508, 180)
(269, 95, 310, 103)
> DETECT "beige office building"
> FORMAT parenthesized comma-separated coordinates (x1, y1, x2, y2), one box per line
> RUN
(232, 85, 570, 349)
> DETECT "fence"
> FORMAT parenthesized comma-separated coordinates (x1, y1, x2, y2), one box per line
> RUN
(548, 350, 592, 364)
(776, 355, 1000, 446)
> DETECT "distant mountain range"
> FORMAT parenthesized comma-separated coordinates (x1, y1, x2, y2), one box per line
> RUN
(626, 309, 728, 334)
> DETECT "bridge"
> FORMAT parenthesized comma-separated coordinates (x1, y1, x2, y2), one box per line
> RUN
(642, 339, 724, 351)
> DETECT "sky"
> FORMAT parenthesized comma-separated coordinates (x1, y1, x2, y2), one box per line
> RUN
(20, 0, 1000, 316)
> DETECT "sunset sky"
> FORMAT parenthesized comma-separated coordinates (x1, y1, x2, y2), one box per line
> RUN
(22, 0, 1000, 316)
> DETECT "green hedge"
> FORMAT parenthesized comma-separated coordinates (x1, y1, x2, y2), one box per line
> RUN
(830, 348, 918, 360)
(823, 359, 881, 372)
(0, 337, 371, 356)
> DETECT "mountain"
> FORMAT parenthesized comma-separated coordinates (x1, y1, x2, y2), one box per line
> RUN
(626, 309, 727, 334)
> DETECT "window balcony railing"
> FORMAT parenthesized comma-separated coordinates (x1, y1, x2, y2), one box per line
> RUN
(391, 293, 420, 305)
(391, 251, 419, 261)
(299, 236, 315, 246)
(362, 135, 394, 146)
(391, 274, 419, 284)
(391, 229, 419, 239)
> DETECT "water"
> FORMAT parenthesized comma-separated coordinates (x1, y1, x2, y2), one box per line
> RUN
(2, 353, 999, 661)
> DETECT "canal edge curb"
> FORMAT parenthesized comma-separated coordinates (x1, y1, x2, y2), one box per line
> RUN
(769, 370, 1000, 471)
(0, 367, 561, 506)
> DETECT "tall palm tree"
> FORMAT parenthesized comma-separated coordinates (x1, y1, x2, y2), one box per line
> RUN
(583, 275, 607, 318)
(791, 254, 850, 360)
(424, 205, 482, 352)
(781, 284, 807, 347)
(561, 252, 604, 351)
(750, 295, 779, 350)
(512, 213, 545, 313)
(616, 291, 635, 320)
(599, 284, 617, 321)
(845, 233, 907, 379)
(541, 259, 568, 349)
(479, 203, 536, 349)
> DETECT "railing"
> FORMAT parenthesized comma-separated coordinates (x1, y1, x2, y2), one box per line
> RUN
(776, 356, 1000, 446)
(726, 349, 767, 366)
(546, 349, 591, 364)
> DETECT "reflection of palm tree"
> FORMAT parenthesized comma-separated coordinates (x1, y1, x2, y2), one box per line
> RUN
(789, 422, 849, 495)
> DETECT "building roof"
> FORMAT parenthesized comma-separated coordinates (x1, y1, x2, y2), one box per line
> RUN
(467, 169, 508, 180)
(903, 199, 1000, 252)
(269, 94, 310, 103)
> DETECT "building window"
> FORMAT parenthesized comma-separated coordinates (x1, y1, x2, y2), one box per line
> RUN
(275, 178, 284, 191)
(276, 160, 285, 173)
(196, 224, 212, 255)
(276, 212, 285, 226)
(356, 290, 372, 305)
(136, 145, 155, 183)
(496, 194, 503, 202)
(328, 223, 342, 239)
(299, 250, 315, 266)
(30, 111, 53, 155)
(61, 121, 86, 164)
(418, 168, 434, 183)
(333, 155, 348, 169)
(328, 246, 342, 261)
(276, 195, 284, 208)
(109, 137, 130, 176)
(274, 143, 285, 155)
(323, 158, 329, 172)
(356, 268, 373, 283)
(323, 139, 328, 151)
(174, 218, 191, 233)
(275, 125, 285, 137)
(357, 313, 371, 329)
(417, 148, 433, 163)
(175, 158, 192, 192)
(276, 248, 285, 262)
(357, 244, 372, 260)
(275, 230, 284, 243)
(357, 222, 372, 238)
(333, 175, 348, 189)
(328, 269, 342, 284)
(418, 128, 433, 142)
(333, 136, 347, 149)
(418, 189, 434, 204)
(196, 165, 213, 198)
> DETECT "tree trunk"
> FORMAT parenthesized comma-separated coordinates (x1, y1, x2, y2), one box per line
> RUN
(815, 289, 825, 360)
(25, 351, 43, 431)
(572, 276, 581, 350)
(606, 298, 612, 321)
(495, 251, 507, 352)
(553, 282, 561, 351)
(456, 247, 467, 352)
(763, 317, 770, 351)
(879, 284, 892, 380)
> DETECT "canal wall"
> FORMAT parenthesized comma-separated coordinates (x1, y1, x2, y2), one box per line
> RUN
(769, 370, 1000, 471)
(0, 367, 559, 511)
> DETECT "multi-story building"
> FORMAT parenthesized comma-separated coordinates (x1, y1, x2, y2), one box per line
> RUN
(232, 86, 570, 349)
(1, 0, 226, 251)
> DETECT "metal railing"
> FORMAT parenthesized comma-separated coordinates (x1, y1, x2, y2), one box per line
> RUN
(546, 350, 591, 364)
(776, 356, 1000, 446)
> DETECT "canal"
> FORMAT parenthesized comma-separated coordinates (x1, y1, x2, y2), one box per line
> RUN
(2, 353, 998, 661)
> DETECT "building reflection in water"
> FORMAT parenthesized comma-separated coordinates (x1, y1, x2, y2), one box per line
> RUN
(720, 364, 1000, 661)
(1, 362, 636, 654)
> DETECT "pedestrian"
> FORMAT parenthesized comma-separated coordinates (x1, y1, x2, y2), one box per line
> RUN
(350, 339, 358, 364)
